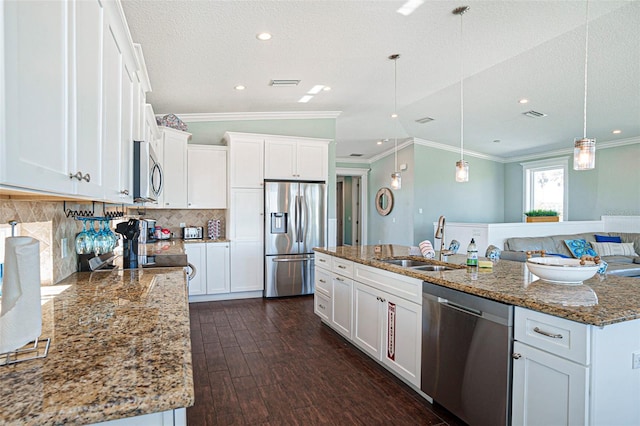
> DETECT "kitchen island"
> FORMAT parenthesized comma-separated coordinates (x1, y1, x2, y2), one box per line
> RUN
(314, 244, 640, 426)
(0, 267, 194, 425)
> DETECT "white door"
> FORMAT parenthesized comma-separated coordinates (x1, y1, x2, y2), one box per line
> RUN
(229, 138, 263, 188)
(352, 282, 383, 359)
(73, 0, 104, 199)
(381, 295, 422, 387)
(2, 1, 74, 194)
(187, 146, 227, 209)
(206, 243, 230, 294)
(229, 189, 263, 240)
(264, 140, 296, 179)
(230, 241, 264, 292)
(162, 130, 188, 208)
(331, 274, 353, 339)
(185, 243, 207, 296)
(297, 141, 328, 181)
(512, 341, 589, 426)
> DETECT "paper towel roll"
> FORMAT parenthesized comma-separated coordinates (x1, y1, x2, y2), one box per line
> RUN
(0, 237, 42, 354)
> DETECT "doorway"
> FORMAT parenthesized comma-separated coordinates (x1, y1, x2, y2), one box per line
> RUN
(336, 167, 369, 246)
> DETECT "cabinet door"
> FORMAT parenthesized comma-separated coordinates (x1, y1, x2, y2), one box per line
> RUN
(331, 274, 353, 339)
(187, 146, 227, 209)
(314, 292, 331, 323)
(206, 243, 230, 294)
(185, 243, 207, 296)
(229, 138, 263, 188)
(264, 140, 296, 179)
(2, 1, 74, 194)
(229, 189, 263, 241)
(352, 282, 383, 359)
(116, 62, 134, 203)
(512, 341, 589, 426)
(74, 0, 104, 199)
(297, 141, 328, 181)
(162, 130, 189, 208)
(230, 241, 264, 292)
(382, 295, 422, 387)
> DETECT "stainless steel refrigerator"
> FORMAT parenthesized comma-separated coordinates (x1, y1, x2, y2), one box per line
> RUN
(264, 181, 326, 298)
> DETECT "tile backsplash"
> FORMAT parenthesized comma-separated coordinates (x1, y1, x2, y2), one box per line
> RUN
(128, 208, 226, 239)
(0, 199, 81, 284)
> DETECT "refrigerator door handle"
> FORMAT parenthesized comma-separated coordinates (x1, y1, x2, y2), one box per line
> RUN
(296, 195, 302, 243)
(271, 256, 313, 262)
(299, 195, 305, 243)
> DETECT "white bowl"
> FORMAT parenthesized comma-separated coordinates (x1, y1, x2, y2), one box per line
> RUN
(526, 257, 599, 284)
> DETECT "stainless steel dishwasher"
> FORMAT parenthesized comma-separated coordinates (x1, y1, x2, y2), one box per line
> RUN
(421, 281, 513, 426)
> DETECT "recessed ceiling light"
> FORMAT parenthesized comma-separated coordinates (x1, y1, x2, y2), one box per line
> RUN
(234, 85, 245, 91)
(377, 140, 383, 145)
(323, 86, 331, 91)
(519, 98, 529, 104)
(612, 129, 622, 134)
(298, 95, 313, 103)
(256, 32, 272, 41)
(391, 113, 398, 118)
(307, 85, 325, 95)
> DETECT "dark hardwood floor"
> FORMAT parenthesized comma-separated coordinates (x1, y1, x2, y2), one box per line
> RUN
(187, 296, 464, 425)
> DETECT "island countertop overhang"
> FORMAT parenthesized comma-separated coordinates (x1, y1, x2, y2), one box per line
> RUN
(315, 245, 640, 327)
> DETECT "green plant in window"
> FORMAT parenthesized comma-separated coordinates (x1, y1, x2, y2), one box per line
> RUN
(524, 209, 559, 217)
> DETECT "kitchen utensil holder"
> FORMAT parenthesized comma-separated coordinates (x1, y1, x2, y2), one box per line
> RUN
(0, 337, 50, 366)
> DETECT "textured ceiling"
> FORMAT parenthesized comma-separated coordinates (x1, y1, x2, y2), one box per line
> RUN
(121, 0, 640, 160)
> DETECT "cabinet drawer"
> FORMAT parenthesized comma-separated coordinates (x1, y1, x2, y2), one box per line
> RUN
(514, 307, 590, 365)
(314, 293, 331, 322)
(315, 267, 332, 297)
(354, 264, 422, 304)
(332, 257, 354, 277)
(315, 252, 332, 270)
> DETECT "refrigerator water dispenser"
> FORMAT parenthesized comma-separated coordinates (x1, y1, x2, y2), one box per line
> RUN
(270, 213, 288, 234)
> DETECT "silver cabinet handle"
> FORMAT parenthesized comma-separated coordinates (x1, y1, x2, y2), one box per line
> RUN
(319, 279, 326, 283)
(512, 353, 522, 359)
(335, 277, 345, 282)
(533, 327, 563, 339)
(82, 173, 91, 182)
(318, 259, 327, 263)
(318, 304, 326, 309)
(69, 171, 82, 181)
(337, 265, 347, 269)
(120, 189, 129, 195)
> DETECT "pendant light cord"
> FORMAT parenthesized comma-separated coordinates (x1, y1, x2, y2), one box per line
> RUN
(583, 0, 590, 139)
(459, 9, 465, 161)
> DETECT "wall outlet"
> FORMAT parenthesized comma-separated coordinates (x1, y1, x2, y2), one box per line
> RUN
(632, 352, 640, 369)
(61, 238, 68, 258)
(179, 223, 186, 228)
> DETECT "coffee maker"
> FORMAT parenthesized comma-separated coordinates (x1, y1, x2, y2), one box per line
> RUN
(139, 219, 157, 243)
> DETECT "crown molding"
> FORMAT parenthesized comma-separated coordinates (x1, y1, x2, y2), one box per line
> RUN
(166, 111, 342, 122)
(335, 157, 371, 164)
(505, 136, 640, 163)
(412, 137, 505, 162)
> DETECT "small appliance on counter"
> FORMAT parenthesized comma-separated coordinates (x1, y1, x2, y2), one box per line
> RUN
(139, 219, 157, 243)
(116, 219, 140, 269)
(182, 226, 203, 240)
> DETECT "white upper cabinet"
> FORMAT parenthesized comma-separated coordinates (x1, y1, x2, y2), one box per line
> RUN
(1, 0, 144, 202)
(225, 133, 264, 188)
(161, 127, 190, 208)
(264, 137, 329, 181)
(187, 145, 227, 209)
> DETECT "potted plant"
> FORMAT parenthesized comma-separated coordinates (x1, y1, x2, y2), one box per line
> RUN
(524, 209, 559, 223)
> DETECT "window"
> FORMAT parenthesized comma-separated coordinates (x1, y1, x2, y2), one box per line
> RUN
(521, 158, 568, 221)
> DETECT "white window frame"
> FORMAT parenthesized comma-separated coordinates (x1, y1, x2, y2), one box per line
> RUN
(521, 157, 569, 221)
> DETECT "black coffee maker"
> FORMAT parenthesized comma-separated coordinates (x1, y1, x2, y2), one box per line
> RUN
(116, 219, 140, 269)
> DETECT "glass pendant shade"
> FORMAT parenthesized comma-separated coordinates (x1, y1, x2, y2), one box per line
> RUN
(455, 160, 469, 182)
(573, 138, 596, 170)
(391, 172, 402, 190)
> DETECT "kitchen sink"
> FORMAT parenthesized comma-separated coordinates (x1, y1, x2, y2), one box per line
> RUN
(378, 258, 459, 271)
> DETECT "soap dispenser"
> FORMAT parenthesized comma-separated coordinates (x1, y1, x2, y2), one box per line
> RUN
(466, 238, 478, 266)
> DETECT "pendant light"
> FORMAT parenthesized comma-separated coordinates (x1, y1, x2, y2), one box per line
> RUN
(389, 54, 402, 190)
(574, 0, 596, 170)
(453, 6, 469, 182)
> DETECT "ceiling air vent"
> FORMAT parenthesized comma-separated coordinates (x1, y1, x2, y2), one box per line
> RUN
(522, 110, 547, 118)
(415, 116, 435, 124)
(349, 153, 363, 157)
(270, 80, 300, 87)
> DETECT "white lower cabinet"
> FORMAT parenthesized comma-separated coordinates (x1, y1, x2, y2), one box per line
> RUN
(185, 242, 230, 299)
(314, 255, 422, 388)
(229, 241, 264, 293)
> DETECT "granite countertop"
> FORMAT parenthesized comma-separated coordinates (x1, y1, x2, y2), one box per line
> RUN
(0, 268, 194, 425)
(315, 245, 640, 327)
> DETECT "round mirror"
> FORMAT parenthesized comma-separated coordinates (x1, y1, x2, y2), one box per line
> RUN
(375, 187, 394, 216)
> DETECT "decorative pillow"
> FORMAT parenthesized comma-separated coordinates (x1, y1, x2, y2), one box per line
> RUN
(591, 242, 638, 257)
(594, 234, 622, 243)
(564, 239, 597, 258)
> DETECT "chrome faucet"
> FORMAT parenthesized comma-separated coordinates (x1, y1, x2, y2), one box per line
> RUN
(434, 215, 452, 261)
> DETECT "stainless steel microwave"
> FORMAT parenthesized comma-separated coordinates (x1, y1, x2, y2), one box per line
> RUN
(133, 140, 163, 203)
